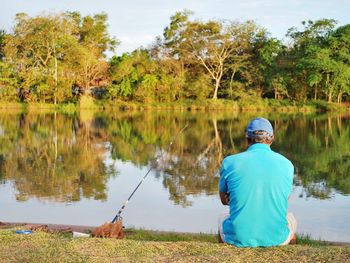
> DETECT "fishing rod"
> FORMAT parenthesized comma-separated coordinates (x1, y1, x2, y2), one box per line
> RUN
(111, 123, 189, 223)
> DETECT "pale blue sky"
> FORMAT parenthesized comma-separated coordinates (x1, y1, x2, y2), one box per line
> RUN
(0, 0, 349, 54)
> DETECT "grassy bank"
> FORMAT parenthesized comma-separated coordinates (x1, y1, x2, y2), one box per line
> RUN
(0, 228, 349, 262)
(91, 97, 349, 113)
(0, 98, 348, 114)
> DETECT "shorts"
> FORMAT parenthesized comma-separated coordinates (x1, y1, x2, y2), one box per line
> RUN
(218, 211, 297, 245)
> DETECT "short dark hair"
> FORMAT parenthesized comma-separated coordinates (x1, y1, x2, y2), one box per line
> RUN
(246, 130, 274, 144)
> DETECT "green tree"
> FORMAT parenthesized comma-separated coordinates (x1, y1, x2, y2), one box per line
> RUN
(287, 19, 343, 102)
(0, 61, 19, 101)
(0, 30, 18, 100)
(107, 50, 156, 100)
(0, 30, 5, 59)
(328, 25, 350, 103)
(75, 46, 110, 90)
(253, 38, 289, 99)
(4, 13, 79, 103)
(108, 50, 181, 103)
(162, 11, 266, 100)
(66, 12, 118, 91)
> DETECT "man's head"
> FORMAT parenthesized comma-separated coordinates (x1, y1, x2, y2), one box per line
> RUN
(246, 117, 274, 145)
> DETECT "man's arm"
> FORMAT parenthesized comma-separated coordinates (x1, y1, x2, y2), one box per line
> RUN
(219, 158, 230, 206)
(219, 191, 230, 206)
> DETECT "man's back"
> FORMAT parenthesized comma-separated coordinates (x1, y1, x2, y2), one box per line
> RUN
(219, 143, 294, 247)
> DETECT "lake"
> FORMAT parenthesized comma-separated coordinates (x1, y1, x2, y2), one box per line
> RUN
(0, 110, 349, 242)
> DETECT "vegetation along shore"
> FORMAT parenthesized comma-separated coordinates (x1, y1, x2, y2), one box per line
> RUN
(0, 98, 348, 114)
(0, 11, 349, 109)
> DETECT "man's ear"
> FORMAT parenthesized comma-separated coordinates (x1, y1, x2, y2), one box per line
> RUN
(246, 138, 252, 147)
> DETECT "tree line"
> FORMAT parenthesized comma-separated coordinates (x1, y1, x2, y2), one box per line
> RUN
(0, 10, 349, 104)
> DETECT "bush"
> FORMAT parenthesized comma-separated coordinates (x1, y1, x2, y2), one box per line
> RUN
(79, 95, 97, 109)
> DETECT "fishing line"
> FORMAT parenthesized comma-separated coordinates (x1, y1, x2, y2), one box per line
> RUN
(111, 123, 189, 223)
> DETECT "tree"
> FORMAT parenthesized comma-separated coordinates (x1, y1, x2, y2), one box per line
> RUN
(0, 30, 6, 59)
(75, 46, 110, 90)
(287, 19, 338, 102)
(66, 12, 118, 91)
(328, 25, 350, 103)
(0, 61, 19, 101)
(0, 29, 19, 101)
(162, 11, 265, 99)
(107, 50, 157, 100)
(252, 38, 287, 99)
(4, 13, 79, 103)
(3, 12, 118, 103)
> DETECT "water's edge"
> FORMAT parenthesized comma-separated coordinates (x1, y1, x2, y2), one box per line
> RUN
(1, 221, 349, 246)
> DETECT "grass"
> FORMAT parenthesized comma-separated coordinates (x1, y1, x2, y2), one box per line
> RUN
(0, 228, 349, 263)
(0, 98, 347, 113)
(0, 102, 78, 114)
(124, 229, 328, 246)
(125, 229, 217, 243)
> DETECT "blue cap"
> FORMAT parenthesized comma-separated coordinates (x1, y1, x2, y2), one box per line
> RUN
(246, 117, 274, 138)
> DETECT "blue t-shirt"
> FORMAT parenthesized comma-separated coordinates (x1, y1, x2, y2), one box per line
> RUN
(219, 143, 294, 247)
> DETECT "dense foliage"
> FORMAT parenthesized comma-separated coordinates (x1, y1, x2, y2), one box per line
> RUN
(0, 11, 349, 104)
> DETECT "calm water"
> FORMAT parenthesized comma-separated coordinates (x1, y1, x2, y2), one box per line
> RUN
(0, 110, 349, 242)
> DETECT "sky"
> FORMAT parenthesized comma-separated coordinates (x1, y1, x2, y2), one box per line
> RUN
(0, 0, 349, 55)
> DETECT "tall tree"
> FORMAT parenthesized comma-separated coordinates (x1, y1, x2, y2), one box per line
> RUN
(328, 25, 350, 103)
(108, 50, 157, 101)
(287, 19, 338, 101)
(254, 38, 289, 99)
(224, 21, 267, 99)
(0, 30, 6, 60)
(4, 13, 79, 103)
(162, 11, 265, 99)
(66, 12, 118, 91)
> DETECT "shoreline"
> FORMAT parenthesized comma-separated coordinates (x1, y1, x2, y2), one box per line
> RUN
(0, 99, 348, 113)
(1, 221, 349, 247)
(2, 221, 350, 262)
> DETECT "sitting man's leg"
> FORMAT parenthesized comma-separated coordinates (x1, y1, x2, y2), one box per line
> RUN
(280, 213, 297, 245)
(218, 210, 229, 243)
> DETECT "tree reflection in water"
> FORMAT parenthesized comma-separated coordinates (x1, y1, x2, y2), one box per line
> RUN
(0, 111, 349, 204)
(0, 111, 112, 202)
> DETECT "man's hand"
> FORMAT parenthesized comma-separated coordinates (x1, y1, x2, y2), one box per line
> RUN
(219, 192, 230, 206)
(225, 193, 230, 204)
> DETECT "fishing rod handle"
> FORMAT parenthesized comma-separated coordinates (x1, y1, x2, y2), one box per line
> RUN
(112, 200, 128, 223)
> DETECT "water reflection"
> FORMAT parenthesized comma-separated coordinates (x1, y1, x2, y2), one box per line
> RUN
(274, 115, 350, 199)
(0, 111, 114, 202)
(0, 111, 349, 204)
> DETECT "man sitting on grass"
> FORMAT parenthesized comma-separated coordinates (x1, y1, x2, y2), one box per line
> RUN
(218, 117, 297, 247)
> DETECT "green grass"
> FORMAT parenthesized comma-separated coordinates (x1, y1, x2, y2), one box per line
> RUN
(112, 98, 347, 113)
(0, 102, 79, 114)
(125, 229, 217, 243)
(296, 234, 332, 246)
(0, 228, 349, 262)
(0, 98, 346, 113)
(125, 229, 328, 246)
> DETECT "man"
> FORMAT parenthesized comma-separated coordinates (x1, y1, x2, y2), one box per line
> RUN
(218, 117, 296, 247)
